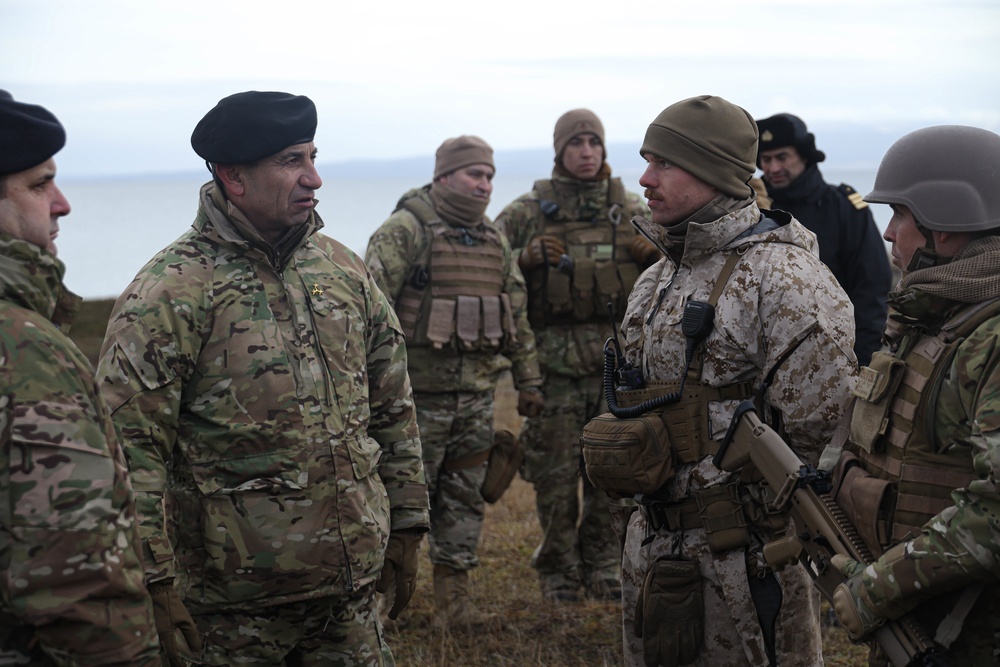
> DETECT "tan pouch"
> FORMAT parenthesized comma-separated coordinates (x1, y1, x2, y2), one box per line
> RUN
(581, 411, 674, 496)
(455, 295, 481, 351)
(693, 479, 750, 553)
(572, 257, 596, 321)
(480, 429, 524, 504)
(546, 266, 572, 315)
(481, 296, 503, 349)
(426, 298, 455, 350)
(832, 450, 891, 556)
(850, 351, 906, 453)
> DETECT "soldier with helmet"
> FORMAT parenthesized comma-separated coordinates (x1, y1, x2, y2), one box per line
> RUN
(494, 109, 653, 603)
(825, 125, 1000, 663)
(756, 113, 892, 365)
(365, 136, 543, 630)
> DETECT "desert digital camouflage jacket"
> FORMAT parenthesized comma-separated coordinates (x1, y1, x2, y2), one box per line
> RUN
(495, 172, 650, 378)
(623, 202, 857, 481)
(97, 183, 429, 612)
(364, 186, 541, 393)
(0, 235, 160, 665)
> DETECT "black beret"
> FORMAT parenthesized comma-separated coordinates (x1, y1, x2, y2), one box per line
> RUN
(191, 91, 317, 165)
(0, 89, 66, 176)
(755, 113, 826, 167)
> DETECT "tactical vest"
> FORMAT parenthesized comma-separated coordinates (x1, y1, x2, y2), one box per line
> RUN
(848, 298, 1000, 548)
(524, 177, 642, 327)
(393, 195, 513, 352)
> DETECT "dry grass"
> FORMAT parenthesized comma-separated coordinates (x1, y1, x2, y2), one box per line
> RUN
(69, 301, 870, 666)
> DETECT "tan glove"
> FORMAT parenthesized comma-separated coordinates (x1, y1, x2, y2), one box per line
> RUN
(517, 387, 544, 418)
(376, 531, 423, 620)
(148, 581, 202, 667)
(830, 553, 882, 641)
(630, 234, 661, 266)
(518, 235, 566, 271)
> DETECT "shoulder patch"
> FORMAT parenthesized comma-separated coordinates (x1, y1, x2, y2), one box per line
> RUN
(839, 183, 869, 210)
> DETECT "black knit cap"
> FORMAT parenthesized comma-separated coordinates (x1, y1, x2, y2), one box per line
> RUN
(755, 113, 825, 167)
(191, 91, 317, 165)
(0, 89, 66, 176)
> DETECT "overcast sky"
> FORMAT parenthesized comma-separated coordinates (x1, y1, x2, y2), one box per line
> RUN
(2, 0, 998, 180)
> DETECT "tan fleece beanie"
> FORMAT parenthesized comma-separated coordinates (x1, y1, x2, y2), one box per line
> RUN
(553, 109, 605, 160)
(640, 95, 758, 198)
(434, 135, 494, 179)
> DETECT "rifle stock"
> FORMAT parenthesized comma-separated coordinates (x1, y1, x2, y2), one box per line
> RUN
(713, 401, 943, 667)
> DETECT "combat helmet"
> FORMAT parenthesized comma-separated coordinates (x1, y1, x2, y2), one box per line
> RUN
(865, 125, 1000, 232)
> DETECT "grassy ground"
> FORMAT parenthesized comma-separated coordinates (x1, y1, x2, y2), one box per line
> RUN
(69, 300, 869, 666)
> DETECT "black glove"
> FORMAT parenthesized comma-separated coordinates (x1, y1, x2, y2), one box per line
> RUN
(518, 235, 566, 270)
(148, 581, 202, 667)
(376, 531, 423, 620)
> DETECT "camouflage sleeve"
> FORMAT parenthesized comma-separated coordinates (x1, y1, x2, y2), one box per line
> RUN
(858, 322, 1000, 620)
(97, 258, 204, 584)
(363, 211, 421, 306)
(2, 318, 160, 665)
(361, 267, 430, 533)
(752, 246, 857, 463)
(494, 193, 542, 253)
(498, 233, 542, 389)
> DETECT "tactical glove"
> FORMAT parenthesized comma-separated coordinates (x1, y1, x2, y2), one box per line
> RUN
(517, 387, 544, 418)
(518, 235, 566, 271)
(148, 580, 202, 667)
(376, 531, 423, 620)
(629, 234, 661, 267)
(830, 554, 883, 641)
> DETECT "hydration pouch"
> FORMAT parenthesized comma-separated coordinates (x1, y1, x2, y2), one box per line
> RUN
(634, 557, 704, 667)
(581, 411, 674, 496)
(850, 351, 907, 453)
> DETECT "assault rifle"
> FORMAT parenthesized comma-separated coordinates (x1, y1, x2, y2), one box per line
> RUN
(713, 401, 945, 667)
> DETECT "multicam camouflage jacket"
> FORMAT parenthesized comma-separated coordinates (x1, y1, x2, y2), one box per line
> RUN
(0, 234, 160, 665)
(97, 183, 429, 612)
(840, 237, 1000, 660)
(495, 172, 650, 379)
(364, 186, 541, 393)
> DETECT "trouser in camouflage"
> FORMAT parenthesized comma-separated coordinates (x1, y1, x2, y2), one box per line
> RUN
(521, 373, 621, 598)
(414, 390, 493, 570)
(191, 583, 392, 666)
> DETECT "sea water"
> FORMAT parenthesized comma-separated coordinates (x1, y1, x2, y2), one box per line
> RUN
(56, 166, 882, 301)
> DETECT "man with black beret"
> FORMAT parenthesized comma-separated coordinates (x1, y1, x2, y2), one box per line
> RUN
(583, 95, 857, 666)
(756, 112, 892, 365)
(1, 90, 161, 665)
(97, 90, 430, 665)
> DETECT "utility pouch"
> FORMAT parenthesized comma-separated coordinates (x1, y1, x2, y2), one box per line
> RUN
(850, 351, 906, 453)
(634, 557, 704, 667)
(480, 429, 524, 504)
(581, 411, 674, 496)
(693, 479, 750, 553)
(572, 257, 596, 321)
(546, 266, 572, 315)
(831, 450, 891, 556)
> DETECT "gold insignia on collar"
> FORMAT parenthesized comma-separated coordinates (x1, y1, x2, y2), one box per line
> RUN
(311, 283, 324, 296)
(761, 130, 774, 142)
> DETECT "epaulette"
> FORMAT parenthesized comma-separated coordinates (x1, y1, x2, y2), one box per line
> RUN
(839, 183, 869, 210)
